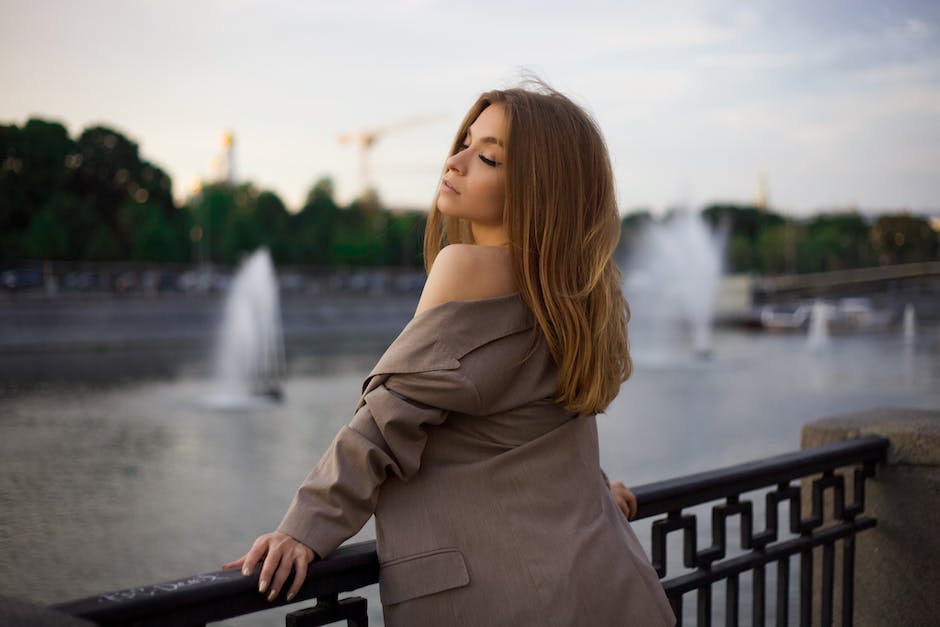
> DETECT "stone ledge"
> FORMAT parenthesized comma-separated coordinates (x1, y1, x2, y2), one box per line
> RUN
(801, 407, 940, 465)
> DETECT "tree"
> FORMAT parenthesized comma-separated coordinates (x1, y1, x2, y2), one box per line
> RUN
(68, 126, 178, 259)
(333, 196, 385, 266)
(796, 213, 874, 273)
(701, 204, 787, 273)
(702, 204, 785, 242)
(287, 177, 342, 265)
(755, 224, 791, 275)
(22, 201, 69, 259)
(0, 119, 75, 259)
(185, 182, 293, 264)
(871, 214, 939, 265)
(119, 198, 189, 262)
(384, 210, 427, 268)
(254, 190, 290, 262)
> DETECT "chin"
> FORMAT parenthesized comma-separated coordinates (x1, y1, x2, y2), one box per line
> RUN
(436, 197, 460, 218)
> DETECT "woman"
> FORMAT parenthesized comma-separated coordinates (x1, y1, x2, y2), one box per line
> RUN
(224, 82, 675, 626)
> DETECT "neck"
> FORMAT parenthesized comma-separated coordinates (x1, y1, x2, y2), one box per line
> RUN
(470, 221, 509, 247)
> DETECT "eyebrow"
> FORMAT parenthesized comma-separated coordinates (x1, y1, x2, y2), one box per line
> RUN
(466, 128, 505, 147)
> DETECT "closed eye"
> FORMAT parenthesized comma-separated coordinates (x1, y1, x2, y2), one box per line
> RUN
(456, 140, 500, 167)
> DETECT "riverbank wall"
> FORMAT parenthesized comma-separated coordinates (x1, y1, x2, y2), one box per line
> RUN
(802, 408, 940, 627)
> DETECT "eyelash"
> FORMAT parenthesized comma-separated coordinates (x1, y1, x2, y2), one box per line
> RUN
(459, 143, 499, 167)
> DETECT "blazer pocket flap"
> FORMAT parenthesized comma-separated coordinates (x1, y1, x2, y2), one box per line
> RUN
(380, 548, 470, 605)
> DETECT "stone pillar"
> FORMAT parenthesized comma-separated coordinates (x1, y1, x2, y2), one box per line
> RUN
(801, 408, 940, 627)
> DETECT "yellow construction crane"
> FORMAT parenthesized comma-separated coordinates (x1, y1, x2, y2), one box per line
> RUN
(338, 113, 443, 199)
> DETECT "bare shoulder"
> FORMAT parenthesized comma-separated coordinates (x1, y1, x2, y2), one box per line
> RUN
(415, 244, 516, 316)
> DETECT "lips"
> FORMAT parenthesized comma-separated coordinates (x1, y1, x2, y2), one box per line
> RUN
(441, 178, 459, 195)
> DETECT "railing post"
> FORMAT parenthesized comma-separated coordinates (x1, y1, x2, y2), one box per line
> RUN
(750, 565, 764, 627)
(775, 558, 789, 627)
(286, 593, 369, 627)
(802, 408, 940, 627)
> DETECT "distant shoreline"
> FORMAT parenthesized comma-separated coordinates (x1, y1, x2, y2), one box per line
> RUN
(0, 292, 417, 350)
(0, 293, 417, 385)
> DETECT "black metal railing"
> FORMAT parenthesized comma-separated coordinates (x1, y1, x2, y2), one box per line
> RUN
(54, 435, 888, 627)
(632, 435, 887, 626)
(54, 541, 379, 627)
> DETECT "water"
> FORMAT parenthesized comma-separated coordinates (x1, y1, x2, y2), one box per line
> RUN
(210, 249, 286, 406)
(904, 303, 917, 344)
(807, 300, 831, 351)
(1, 322, 938, 625)
(0, 365, 386, 625)
(624, 209, 726, 358)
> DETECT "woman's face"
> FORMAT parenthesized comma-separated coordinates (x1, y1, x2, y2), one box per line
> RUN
(437, 104, 508, 242)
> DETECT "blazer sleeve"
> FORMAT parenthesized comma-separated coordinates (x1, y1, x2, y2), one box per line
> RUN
(277, 367, 481, 559)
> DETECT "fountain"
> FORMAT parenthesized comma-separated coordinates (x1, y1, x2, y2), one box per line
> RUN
(807, 300, 830, 351)
(623, 207, 726, 362)
(208, 248, 286, 408)
(903, 303, 917, 344)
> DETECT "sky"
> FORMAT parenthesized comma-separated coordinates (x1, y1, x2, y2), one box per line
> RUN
(2, 0, 939, 217)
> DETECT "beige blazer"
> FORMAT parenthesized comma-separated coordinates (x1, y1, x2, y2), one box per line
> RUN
(279, 293, 675, 626)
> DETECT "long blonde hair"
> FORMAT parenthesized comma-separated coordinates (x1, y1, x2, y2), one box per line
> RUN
(424, 83, 631, 415)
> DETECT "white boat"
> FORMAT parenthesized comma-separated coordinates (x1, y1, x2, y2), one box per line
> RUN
(830, 298, 893, 331)
(760, 298, 894, 332)
(760, 303, 811, 330)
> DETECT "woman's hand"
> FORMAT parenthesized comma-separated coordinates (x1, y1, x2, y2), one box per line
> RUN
(609, 481, 638, 520)
(222, 531, 317, 603)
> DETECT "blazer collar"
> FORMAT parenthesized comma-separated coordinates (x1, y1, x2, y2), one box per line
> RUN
(367, 293, 533, 383)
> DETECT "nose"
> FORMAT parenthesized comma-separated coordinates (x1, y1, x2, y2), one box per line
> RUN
(445, 148, 466, 175)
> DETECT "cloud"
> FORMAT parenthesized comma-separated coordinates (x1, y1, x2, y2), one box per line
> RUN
(2, 0, 938, 213)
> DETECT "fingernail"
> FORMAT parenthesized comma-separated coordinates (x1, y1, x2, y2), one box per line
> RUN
(258, 579, 268, 593)
(267, 589, 278, 602)
(242, 566, 251, 576)
(286, 591, 296, 602)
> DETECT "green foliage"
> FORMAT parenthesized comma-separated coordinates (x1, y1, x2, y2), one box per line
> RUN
(84, 222, 123, 260)
(3, 117, 934, 272)
(871, 214, 938, 265)
(762, 212, 875, 274)
(1, 119, 75, 258)
(22, 203, 69, 259)
(0, 117, 432, 266)
(0, 119, 181, 262)
(119, 199, 189, 262)
(384, 211, 427, 267)
(795, 213, 875, 273)
(255, 191, 290, 254)
(755, 224, 791, 275)
(179, 178, 427, 268)
(624, 205, 935, 276)
(286, 177, 340, 265)
(702, 204, 786, 241)
(727, 233, 755, 273)
(332, 198, 385, 266)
